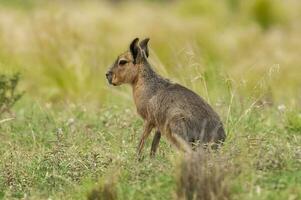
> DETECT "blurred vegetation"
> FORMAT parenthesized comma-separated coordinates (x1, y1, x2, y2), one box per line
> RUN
(0, 0, 300, 199)
(0, 0, 299, 106)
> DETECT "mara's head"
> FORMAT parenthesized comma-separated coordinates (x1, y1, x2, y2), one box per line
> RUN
(106, 37, 150, 86)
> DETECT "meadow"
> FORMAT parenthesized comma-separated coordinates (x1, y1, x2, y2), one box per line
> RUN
(0, 0, 300, 199)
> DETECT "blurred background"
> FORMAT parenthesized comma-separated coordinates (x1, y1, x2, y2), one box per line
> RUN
(0, 0, 300, 107)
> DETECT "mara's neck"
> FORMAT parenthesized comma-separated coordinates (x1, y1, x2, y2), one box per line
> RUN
(131, 61, 161, 119)
(131, 61, 158, 93)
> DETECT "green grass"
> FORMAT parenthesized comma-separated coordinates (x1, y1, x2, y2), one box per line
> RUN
(0, 0, 300, 199)
(0, 97, 300, 199)
(0, 100, 175, 199)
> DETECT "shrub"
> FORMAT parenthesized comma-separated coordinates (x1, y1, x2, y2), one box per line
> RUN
(0, 73, 23, 117)
(251, 0, 286, 29)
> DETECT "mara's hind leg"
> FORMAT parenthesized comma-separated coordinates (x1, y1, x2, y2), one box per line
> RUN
(168, 133, 192, 153)
(167, 122, 192, 153)
(150, 130, 161, 157)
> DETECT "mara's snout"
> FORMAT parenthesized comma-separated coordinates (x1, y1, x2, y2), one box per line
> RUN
(105, 71, 114, 85)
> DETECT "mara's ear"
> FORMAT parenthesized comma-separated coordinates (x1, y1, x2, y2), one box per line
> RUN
(139, 38, 150, 57)
(129, 38, 140, 64)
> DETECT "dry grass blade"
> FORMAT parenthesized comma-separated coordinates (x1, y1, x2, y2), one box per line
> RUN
(0, 117, 15, 124)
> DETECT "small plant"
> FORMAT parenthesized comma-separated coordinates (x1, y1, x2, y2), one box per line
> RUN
(175, 150, 232, 200)
(256, 144, 287, 171)
(87, 175, 118, 200)
(0, 73, 23, 117)
(286, 111, 301, 134)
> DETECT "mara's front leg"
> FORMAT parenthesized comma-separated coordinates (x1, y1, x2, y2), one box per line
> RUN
(150, 130, 161, 157)
(137, 121, 154, 158)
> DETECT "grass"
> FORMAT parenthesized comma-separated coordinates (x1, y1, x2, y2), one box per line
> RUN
(0, 101, 175, 199)
(0, 97, 300, 199)
(0, 0, 300, 199)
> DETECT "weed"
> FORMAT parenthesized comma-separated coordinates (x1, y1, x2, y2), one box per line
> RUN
(0, 73, 22, 117)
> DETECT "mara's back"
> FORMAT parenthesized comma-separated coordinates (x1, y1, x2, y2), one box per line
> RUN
(150, 83, 226, 145)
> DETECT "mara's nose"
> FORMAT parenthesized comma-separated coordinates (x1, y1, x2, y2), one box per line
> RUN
(106, 71, 113, 84)
(106, 71, 112, 79)
(105, 71, 112, 78)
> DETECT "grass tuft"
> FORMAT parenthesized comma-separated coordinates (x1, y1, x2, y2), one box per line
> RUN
(175, 150, 232, 200)
(87, 174, 118, 200)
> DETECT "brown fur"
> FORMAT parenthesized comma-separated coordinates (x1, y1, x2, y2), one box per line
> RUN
(106, 38, 226, 157)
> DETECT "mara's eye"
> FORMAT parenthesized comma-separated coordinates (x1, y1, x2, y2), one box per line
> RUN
(119, 60, 127, 66)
